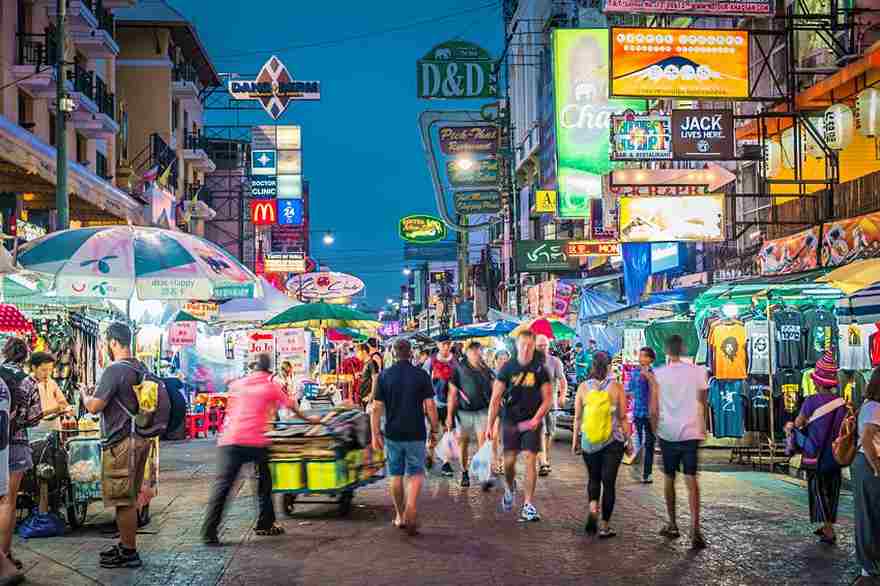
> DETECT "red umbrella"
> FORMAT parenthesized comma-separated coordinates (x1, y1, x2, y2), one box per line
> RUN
(0, 304, 35, 342)
(529, 317, 555, 339)
(326, 328, 353, 343)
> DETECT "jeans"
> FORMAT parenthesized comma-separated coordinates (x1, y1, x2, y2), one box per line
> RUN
(634, 417, 655, 479)
(853, 453, 880, 577)
(582, 441, 625, 522)
(202, 445, 275, 538)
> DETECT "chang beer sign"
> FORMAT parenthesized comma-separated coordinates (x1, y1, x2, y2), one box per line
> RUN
(399, 215, 447, 243)
(418, 41, 499, 99)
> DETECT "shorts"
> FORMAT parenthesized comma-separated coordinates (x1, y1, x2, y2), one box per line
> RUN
(10, 443, 33, 473)
(457, 409, 488, 438)
(502, 422, 542, 454)
(102, 436, 150, 508)
(659, 439, 700, 477)
(385, 439, 427, 477)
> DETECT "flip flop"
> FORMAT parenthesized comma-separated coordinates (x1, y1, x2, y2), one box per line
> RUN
(403, 511, 419, 536)
(254, 524, 285, 537)
(539, 464, 551, 477)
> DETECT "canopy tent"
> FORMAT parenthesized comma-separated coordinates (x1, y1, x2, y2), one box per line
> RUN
(817, 259, 880, 295)
(836, 283, 880, 324)
(215, 277, 300, 324)
(447, 320, 518, 340)
(577, 290, 625, 355)
(512, 317, 578, 341)
(642, 286, 709, 309)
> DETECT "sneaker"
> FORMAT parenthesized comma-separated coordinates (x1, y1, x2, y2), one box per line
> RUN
(518, 503, 541, 523)
(440, 462, 454, 477)
(659, 524, 681, 539)
(501, 482, 516, 513)
(99, 544, 122, 560)
(460, 471, 471, 488)
(99, 547, 142, 569)
(691, 529, 707, 550)
(642, 475, 653, 484)
(202, 534, 221, 546)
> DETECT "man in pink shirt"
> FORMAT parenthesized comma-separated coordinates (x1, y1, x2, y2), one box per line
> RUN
(201, 354, 319, 545)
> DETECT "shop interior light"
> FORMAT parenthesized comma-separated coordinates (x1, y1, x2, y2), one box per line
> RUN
(722, 303, 739, 318)
(455, 157, 475, 170)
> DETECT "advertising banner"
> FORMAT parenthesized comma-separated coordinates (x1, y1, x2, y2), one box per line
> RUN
(610, 28, 750, 99)
(403, 242, 458, 261)
(554, 280, 577, 317)
(264, 253, 306, 273)
(439, 126, 498, 155)
(757, 227, 820, 276)
(276, 329, 310, 374)
(453, 190, 502, 214)
(183, 301, 218, 321)
(399, 215, 447, 243)
(418, 41, 499, 99)
(287, 271, 365, 300)
(619, 195, 724, 242)
(446, 159, 499, 185)
(167, 321, 196, 347)
(671, 109, 735, 160)
(822, 210, 880, 267)
(228, 56, 320, 120)
(564, 240, 621, 257)
(271, 226, 306, 253)
(250, 200, 277, 225)
(603, 0, 773, 16)
(535, 190, 558, 214)
(610, 112, 672, 160)
(515, 240, 579, 273)
(553, 29, 645, 214)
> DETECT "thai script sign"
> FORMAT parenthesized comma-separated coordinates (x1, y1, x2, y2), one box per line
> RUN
(515, 240, 579, 273)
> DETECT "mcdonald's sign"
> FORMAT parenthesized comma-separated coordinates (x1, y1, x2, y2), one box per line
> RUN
(250, 200, 278, 225)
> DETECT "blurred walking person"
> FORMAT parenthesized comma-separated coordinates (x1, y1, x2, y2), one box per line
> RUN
(447, 341, 494, 488)
(424, 336, 457, 475)
(535, 335, 567, 477)
(849, 369, 880, 584)
(628, 347, 657, 483)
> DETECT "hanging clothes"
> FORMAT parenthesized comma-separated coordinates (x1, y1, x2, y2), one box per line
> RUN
(745, 319, 771, 375)
(645, 319, 700, 365)
(707, 320, 747, 380)
(622, 327, 646, 364)
(839, 322, 874, 371)
(775, 368, 802, 427)
(773, 307, 805, 370)
(802, 368, 818, 397)
(708, 378, 745, 438)
(802, 306, 839, 367)
(746, 377, 773, 434)
(838, 370, 867, 407)
(870, 323, 880, 367)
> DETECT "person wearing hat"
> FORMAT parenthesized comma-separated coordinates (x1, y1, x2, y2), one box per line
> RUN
(794, 350, 850, 545)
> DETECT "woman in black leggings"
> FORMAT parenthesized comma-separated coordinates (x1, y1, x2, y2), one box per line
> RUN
(572, 352, 631, 538)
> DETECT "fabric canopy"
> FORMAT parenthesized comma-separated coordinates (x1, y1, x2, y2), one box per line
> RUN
(216, 277, 300, 324)
(836, 283, 880, 324)
(817, 258, 880, 295)
(447, 320, 518, 340)
(577, 290, 624, 355)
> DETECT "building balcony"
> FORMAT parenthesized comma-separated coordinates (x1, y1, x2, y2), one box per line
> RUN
(47, 0, 117, 57)
(12, 33, 57, 98)
(182, 131, 216, 173)
(47, 0, 99, 33)
(172, 62, 201, 101)
(67, 67, 119, 138)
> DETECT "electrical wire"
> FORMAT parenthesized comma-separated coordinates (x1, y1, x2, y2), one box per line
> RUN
(0, 65, 49, 92)
(214, 1, 500, 61)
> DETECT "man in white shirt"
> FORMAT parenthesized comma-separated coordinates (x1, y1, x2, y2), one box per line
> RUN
(647, 334, 708, 550)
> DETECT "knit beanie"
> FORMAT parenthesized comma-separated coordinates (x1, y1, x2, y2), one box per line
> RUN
(811, 350, 838, 389)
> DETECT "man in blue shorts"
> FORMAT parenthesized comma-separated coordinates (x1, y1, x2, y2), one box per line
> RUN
(371, 339, 440, 535)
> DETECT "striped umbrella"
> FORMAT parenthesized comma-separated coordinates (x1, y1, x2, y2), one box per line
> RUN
(17, 226, 262, 301)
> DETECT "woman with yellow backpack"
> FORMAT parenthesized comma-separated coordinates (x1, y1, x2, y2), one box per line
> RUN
(572, 351, 631, 538)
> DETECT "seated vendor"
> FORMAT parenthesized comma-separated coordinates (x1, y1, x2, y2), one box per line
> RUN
(29, 352, 73, 442)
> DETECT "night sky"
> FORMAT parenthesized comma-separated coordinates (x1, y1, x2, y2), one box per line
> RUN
(173, 1, 504, 309)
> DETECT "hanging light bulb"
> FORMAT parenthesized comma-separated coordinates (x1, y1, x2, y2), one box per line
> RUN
(824, 104, 855, 150)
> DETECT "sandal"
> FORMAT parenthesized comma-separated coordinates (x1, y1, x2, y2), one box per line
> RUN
(392, 518, 407, 530)
(494, 463, 505, 475)
(539, 464, 551, 477)
(254, 524, 285, 537)
(584, 512, 598, 536)
(659, 524, 680, 539)
(5, 554, 21, 571)
(598, 527, 617, 539)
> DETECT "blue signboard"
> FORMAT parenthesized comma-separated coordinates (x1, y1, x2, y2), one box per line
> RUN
(251, 149, 277, 175)
(651, 242, 685, 274)
(278, 198, 304, 226)
(404, 242, 458, 261)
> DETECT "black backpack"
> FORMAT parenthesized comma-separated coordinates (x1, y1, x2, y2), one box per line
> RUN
(0, 365, 29, 431)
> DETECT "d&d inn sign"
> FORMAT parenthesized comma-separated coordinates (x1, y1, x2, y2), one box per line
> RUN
(228, 55, 320, 120)
(418, 41, 499, 99)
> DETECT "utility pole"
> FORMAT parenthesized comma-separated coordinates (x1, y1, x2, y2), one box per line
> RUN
(55, 0, 69, 230)
(458, 214, 469, 301)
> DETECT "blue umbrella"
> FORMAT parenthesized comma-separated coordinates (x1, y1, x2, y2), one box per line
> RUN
(447, 320, 519, 340)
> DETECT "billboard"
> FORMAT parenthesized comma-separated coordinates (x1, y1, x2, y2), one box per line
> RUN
(603, 0, 773, 16)
(610, 28, 750, 99)
(228, 56, 320, 119)
(822, 209, 880, 267)
(671, 109, 735, 160)
(553, 29, 645, 217)
(610, 112, 672, 160)
(757, 227, 820, 276)
(619, 195, 724, 242)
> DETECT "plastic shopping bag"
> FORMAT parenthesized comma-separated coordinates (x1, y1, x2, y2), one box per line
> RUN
(435, 431, 460, 464)
(468, 441, 493, 485)
(18, 512, 65, 539)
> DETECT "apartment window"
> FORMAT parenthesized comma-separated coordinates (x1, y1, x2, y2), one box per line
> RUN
(17, 91, 34, 131)
(49, 112, 56, 147)
(171, 99, 179, 132)
(76, 133, 88, 165)
(96, 151, 108, 179)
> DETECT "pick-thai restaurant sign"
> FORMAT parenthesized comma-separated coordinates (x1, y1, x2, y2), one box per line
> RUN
(603, 0, 773, 16)
(453, 190, 502, 214)
(610, 112, 672, 160)
(439, 126, 498, 155)
(610, 28, 750, 100)
(671, 109, 735, 160)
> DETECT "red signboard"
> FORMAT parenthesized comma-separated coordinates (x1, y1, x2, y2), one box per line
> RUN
(564, 241, 621, 257)
(250, 200, 278, 225)
(168, 322, 197, 346)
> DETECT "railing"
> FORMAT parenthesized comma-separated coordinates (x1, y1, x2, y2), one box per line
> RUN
(67, 62, 94, 100)
(184, 130, 208, 151)
(94, 76, 114, 119)
(16, 32, 56, 67)
(93, 0, 114, 36)
(131, 133, 178, 192)
(172, 62, 199, 84)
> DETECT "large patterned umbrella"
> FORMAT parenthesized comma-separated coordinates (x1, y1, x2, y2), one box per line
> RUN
(17, 226, 262, 301)
(262, 302, 379, 331)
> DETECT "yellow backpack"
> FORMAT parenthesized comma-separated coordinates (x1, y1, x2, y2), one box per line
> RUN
(581, 379, 613, 445)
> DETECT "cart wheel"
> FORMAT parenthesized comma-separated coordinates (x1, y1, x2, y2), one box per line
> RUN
(67, 502, 88, 529)
(283, 494, 297, 517)
(338, 491, 354, 517)
(137, 504, 151, 528)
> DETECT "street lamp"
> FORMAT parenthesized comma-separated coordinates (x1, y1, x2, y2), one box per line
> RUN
(386, 298, 394, 305)
(402, 268, 412, 276)
(322, 231, 335, 245)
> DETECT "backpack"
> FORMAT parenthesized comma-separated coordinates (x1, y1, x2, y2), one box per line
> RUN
(456, 364, 492, 412)
(787, 397, 845, 469)
(0, 365, 28, 433)
(582, 378, 613, 446)
(117, 361, 170, 438)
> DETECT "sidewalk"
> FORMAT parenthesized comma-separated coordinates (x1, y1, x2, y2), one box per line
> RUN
(13, 438, 861, 586)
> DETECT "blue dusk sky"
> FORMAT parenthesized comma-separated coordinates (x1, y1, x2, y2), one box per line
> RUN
(172, 0, 504, 309)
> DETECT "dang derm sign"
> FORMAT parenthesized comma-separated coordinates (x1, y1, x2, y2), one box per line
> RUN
(553, 29, 644, 218)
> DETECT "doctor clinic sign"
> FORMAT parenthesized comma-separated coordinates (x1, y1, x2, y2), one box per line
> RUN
(418, 41, 499, 99)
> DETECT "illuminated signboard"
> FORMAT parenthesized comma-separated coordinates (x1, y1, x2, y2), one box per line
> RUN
(610, 112, 672, 160)
(564, 240, 621, 257)
(278, 199, 304, 226)
(610, 28, 750, 100)
(228, 56, 320, 119)
(604, 0, 773, 16)
(453, 190, 502, 214)
(399, 215, 447, 243)
(264, 253, 306, 273)
(250, 200, 277, 225)
(619, 195, 724, 242)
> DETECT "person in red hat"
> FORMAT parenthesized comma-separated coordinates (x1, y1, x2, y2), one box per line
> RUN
(794, 350, 849, 545)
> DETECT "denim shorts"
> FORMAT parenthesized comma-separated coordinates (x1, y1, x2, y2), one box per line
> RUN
(385, 440, 427, 477)
(10, 443, 33, 473)
(659, 439, 700, 477)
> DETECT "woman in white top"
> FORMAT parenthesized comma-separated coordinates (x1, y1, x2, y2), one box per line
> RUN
(29, 352, 73, 442)
(572, 351, 630, 539)
(851, 369, 880, 584)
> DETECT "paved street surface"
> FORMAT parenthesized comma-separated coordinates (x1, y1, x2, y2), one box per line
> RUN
(14, 436, 860, 586)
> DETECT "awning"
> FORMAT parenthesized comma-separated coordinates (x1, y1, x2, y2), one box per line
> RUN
(816, 258, 880, 295)
(836, 283, 880, 324)
(643, 286, 709, 308)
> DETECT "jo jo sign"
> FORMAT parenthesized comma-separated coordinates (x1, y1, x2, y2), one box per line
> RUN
(418, 40, 498, 99)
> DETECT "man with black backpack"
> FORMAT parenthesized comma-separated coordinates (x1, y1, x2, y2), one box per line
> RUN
(447, 341, 494, 489)
(84, 322, 169, 569)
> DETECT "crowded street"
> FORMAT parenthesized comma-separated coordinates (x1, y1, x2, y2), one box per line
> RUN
(9, 439, 862, 586)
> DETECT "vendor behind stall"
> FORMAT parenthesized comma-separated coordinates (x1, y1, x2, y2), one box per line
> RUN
(29, 352, 73, 442)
